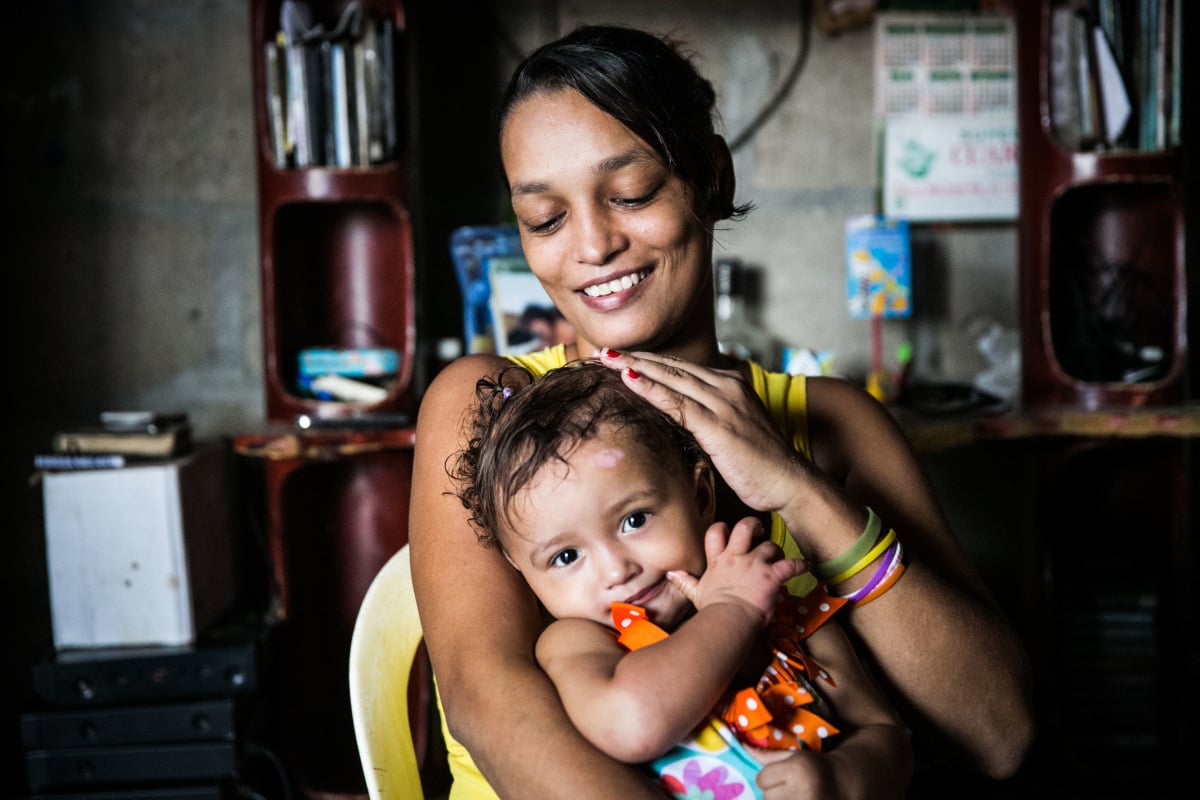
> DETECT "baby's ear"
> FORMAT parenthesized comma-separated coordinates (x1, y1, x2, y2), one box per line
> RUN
(694, 463, 717, 524)
(501, 547, 521, 573)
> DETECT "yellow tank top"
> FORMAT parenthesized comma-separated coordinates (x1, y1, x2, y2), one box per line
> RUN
(439, 346, 815, 798)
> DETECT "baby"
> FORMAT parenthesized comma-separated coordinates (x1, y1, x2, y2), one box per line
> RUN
(451, 361, 912, 798)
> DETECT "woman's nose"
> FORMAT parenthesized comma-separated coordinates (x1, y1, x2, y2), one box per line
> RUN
(573, 205, 625, 266)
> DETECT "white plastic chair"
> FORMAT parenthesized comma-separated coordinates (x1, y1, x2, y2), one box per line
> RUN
(349, 544, 428, 798)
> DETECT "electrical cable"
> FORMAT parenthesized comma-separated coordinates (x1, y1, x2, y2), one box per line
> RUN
(728, 0, 814, 153)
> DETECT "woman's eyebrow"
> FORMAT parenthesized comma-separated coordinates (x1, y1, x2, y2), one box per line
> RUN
(511, 179, 550, 198)
(596, 148, 659, 175)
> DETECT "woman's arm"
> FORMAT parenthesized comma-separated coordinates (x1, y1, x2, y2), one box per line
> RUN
(595, 352, 1034, 777)
(536, 519, 804, 762)
(409, 355, 662, 799)
(802, 377, 1033, 776)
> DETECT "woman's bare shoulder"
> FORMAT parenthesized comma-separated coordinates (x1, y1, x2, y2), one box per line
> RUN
(416, 353, 514, 428)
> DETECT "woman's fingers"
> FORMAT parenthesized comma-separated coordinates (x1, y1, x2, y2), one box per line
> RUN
(597, 348, 738, 418)
(597, 348, 804, 515)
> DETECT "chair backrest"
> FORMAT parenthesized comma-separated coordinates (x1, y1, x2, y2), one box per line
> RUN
(349, 544, 426, 799)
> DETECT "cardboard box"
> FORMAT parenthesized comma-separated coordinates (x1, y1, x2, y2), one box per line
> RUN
(42, 444, 236, 648)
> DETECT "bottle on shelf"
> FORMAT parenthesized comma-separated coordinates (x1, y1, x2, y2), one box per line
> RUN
(714, 258, 777, 370)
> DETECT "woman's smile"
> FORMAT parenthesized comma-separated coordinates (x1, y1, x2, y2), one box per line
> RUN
(580, 267, 652, 299)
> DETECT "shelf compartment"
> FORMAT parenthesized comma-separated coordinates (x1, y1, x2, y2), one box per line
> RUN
(262, 198, 415, 418)
(1046, 179, 1185, 389)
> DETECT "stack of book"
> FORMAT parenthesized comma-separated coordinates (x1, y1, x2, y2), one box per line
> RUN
(35, 411, 192, 471)
(264, 0, 397, 169)
(1049, 0, 1182, 152)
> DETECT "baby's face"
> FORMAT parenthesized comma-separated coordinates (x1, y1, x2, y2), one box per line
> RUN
(500, 424, 713, 630)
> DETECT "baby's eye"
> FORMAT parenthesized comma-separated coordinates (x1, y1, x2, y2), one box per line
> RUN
(621, 511, 650, 533)
(550, 548, 580, 568)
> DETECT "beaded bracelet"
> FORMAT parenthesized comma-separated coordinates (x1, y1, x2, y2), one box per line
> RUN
(826, 527, 897, 586)
(812, 508, 882, 581)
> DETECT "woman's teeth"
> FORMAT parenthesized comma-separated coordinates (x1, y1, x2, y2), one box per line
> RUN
(583, 269, 648, 298)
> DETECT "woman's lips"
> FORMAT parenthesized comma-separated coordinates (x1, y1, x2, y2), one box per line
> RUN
(577, 268, 652, 310)
(581, 268, 651, 298)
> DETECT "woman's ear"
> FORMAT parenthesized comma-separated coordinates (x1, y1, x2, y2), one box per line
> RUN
(694, 463, 717, 525)
(707, 134, 736, 220)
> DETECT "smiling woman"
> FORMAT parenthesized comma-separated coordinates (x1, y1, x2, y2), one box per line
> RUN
(408, 23, 1034, 800)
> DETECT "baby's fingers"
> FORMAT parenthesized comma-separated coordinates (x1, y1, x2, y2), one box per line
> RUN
(770, 557, 808, 585)
(725, 516, 764, 554)
(703, 522, 732, 563)
(666, 570, 700, 605)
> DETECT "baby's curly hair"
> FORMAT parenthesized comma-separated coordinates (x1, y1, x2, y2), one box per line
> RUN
(450, 359, 709, 548)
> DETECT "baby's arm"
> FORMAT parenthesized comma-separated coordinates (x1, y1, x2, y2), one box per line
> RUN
(751, 619, 914, 799)
(536, 517, 804, 763)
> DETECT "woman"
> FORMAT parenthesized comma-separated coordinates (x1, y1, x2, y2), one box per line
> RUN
(409, 24, 1033, 799)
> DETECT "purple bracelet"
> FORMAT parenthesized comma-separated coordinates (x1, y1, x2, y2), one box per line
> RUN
(839, 540, 903, 604)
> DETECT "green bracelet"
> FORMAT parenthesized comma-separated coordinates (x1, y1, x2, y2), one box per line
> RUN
(813, 508, 882, 580)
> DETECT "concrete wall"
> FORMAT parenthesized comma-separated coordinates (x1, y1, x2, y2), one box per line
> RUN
(1, 0, 1020, 787)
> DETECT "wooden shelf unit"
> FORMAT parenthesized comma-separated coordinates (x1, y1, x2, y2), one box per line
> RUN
(1016, 1, 1189, 410)
(251, 0, 416, 421)
(246, 2, 424, 797)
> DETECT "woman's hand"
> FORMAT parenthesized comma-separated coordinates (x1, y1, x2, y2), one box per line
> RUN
(666, 517, 806, 625)
(596, 348, 812, 516)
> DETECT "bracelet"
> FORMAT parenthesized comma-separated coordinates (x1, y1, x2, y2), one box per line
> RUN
(838, 540, 900, 604)
(812, 508, 882, 581)
(826, 527, 896, 586)
(853, 543, 909, 608)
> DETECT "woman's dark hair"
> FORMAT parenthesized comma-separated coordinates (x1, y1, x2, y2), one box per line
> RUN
(451, 360, 709, 547)
(498, 24, 751, 223)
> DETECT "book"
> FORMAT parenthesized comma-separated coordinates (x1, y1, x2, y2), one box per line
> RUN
(378, 17, 397, 161)
(352, 40, 370, 166)
(264, 37, 288, 168)
(99, 410, 189, 433)
(52, 424, 192, 458)
(359, 18, 386, 163)
(284, 36, 313, 167)
(330, 41, 352, 167)
(34, 453, 131, 471)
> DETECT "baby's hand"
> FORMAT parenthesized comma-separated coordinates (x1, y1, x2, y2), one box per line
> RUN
(666, 517, 805, 625)
(746, 747, 837, 798)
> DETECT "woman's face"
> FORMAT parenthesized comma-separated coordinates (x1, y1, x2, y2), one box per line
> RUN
(500, 89, 716, 357)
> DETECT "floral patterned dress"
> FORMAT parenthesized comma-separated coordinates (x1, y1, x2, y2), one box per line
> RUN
(612, 583, 847, 800)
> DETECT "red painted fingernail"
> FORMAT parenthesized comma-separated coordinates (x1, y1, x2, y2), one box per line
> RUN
(626, 368, 639, 380)
(603, 348, 621, 358)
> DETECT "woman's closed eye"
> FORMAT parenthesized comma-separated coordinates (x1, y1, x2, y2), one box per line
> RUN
(524, 213, 564, 235)
(621, 511, 651, 533)
(612, 184, 661, 209)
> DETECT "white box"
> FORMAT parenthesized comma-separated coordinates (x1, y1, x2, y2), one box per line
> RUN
(42, 443, 237, 649)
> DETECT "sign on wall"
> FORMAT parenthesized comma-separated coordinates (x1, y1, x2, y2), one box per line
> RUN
(875, 13, 1019, 221)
